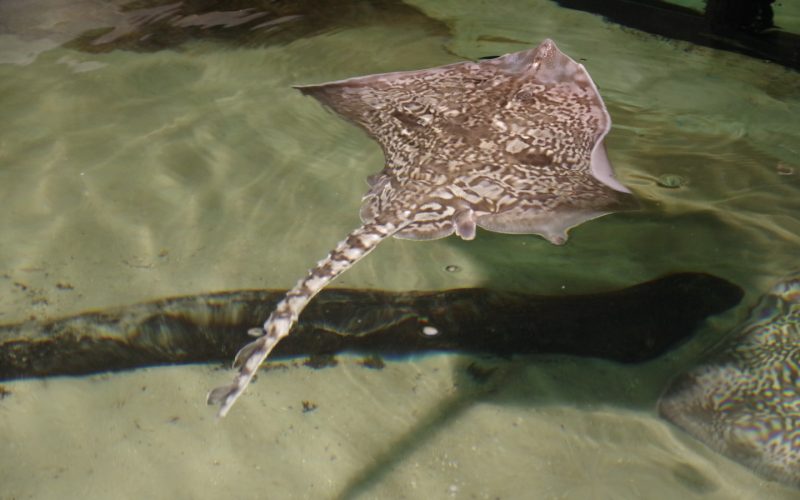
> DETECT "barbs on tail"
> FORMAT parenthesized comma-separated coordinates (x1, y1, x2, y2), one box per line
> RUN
(207, 216, 408, 417)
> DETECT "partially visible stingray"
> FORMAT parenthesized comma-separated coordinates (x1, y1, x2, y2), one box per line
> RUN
(659, 273, 800, 488)
(208, 39, 638, 416)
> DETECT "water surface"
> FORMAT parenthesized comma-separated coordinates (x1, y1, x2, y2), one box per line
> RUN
(1, 0, 799, 498)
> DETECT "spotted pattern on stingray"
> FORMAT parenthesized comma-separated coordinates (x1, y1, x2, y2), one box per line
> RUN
(659, 273, 800, 488)
(208, 39, 638, 417)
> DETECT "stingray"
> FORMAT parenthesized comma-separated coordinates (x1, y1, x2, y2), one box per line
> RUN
(659, 273, 800, 487)
(208, 39, 638, 417)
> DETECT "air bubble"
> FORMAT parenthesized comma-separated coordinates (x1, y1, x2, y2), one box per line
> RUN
(422, 326, 439, 336)
(657, 174, 687, 189)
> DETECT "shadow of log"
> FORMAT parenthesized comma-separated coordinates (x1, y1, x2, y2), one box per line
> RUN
(0, 272, 742, 380)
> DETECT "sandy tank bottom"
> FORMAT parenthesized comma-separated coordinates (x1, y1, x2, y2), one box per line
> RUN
(1, 0, 799, 498)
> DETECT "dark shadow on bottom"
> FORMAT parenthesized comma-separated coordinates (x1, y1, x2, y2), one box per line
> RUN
(0, 272, 742, 380)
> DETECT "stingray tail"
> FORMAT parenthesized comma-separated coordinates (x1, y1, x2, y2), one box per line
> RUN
(207, 216, 407, 417)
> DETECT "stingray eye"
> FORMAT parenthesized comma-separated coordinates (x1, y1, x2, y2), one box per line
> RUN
(516, 90, 534, 101)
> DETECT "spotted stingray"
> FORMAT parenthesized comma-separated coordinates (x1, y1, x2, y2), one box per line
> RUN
(208, 39, 638, 417)
(659, 273, 800, 487)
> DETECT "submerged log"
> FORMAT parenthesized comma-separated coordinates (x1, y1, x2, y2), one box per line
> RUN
(0, 272, 742, 380)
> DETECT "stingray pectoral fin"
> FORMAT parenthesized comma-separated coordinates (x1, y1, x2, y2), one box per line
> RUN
(476, 210, 574, 245)
(295, 80, 390, 134)
(476, 191, 637, 245)
(591, 140, 632, 194)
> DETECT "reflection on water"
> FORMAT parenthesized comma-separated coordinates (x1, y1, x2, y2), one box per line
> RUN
(0, 0, 448, 63)
(0, 0, 799, 498)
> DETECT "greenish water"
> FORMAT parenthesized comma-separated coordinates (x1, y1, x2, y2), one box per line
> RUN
(1, 1, 799, 499)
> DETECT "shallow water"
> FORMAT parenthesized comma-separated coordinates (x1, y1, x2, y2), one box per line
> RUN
(1, 0, 799, 498)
